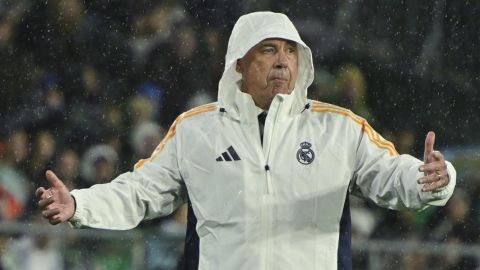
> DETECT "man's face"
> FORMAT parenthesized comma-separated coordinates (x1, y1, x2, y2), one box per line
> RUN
(236, 38, 299, 110)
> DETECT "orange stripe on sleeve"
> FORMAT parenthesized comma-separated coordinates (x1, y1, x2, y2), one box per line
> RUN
(311, 101, 332, 106)
(311, 106, 398, 156)
(135, 104, 217, 169)
(362, 122, 398, 156)
(134, 159, 146, 169)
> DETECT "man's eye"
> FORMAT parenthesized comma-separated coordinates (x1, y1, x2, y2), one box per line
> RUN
(262, 47, 275, 53)
(287, 47, 296, 53)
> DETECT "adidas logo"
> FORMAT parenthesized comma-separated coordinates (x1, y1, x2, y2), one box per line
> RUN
(216, 146, 241, 161)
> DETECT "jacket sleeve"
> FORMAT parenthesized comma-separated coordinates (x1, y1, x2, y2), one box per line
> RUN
(69, 124, 186, 230)
(350, 121, 456, 211)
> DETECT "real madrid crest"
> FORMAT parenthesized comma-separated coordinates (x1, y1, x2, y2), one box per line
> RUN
(296, 141, 315, 165)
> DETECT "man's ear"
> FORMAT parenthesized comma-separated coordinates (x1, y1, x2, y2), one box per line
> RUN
(236, 59, 242, 73)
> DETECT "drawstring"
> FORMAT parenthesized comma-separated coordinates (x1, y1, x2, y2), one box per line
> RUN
(301, 103, 310, 113)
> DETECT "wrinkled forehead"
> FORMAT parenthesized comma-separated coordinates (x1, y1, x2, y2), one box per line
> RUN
(241, 38, 298, 59)
(254, 38, 298, 47)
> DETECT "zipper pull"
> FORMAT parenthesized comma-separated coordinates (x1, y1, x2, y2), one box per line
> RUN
(265, 165, 272, 194)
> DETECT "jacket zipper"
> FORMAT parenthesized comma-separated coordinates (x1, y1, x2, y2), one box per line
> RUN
(262, 100, 282, 270)
(264, 100, 281, 194)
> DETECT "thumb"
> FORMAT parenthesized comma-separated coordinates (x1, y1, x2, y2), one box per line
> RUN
(45, 170, 65, 189)
(424, 131, 435, 163)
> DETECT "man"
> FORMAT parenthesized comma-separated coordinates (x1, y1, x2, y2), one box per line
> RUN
(37, 12, 456, 270)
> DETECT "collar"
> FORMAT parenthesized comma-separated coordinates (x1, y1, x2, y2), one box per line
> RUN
(221, 83, 304, 124)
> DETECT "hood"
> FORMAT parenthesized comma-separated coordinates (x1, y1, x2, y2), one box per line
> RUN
(218, 11, 314, 119)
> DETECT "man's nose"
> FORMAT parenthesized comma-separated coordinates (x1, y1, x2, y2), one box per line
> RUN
(274, 50, 288, 69)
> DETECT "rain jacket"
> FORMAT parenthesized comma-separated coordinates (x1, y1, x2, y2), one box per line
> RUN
(70, 12, 456, 270)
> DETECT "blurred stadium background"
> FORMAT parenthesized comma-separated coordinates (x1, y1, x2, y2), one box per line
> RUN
(0, 1, 478, 269)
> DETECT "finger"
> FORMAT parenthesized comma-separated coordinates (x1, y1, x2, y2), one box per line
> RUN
(419, 162, 447, 174)
(425, 151, 444, 164)
(417, 173, 443, 184)
(45, 170, 65, 188)
(431, 151, 445, 162)
(422, 183, 436, 192)
(42, 208, 61, 219)
(38, 196, 55, 209)
(35, 187, 47, 198)
(49, 215, 63, 225)
(424, 131, 435, 163)
(422, 178, 449, 192)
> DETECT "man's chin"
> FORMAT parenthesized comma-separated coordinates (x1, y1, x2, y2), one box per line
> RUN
(272, 87, 294, 95)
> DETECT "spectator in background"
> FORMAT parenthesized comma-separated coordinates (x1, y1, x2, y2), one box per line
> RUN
(64, 65, 114, 148)
(200, 27, 227, 91)
(389, 129, 418, 155)
(349, 195, 377, 269)
(132, 82, 165, 124)
(0, 1, 36, 120)
(425, 189, 474, 242)
(126, 82, 165, 162)
(145, 22, 210, 126)
(0, 174, 27, 221)
(128, 93, 157, 127)
(307, 64, 375, 125)
(1, 130, 29, 172)
(0, 234, 10, 269)
(79, 144, 118, 186)
(184, 0, 240, 33)
(130, 122, 164, 163)
(126, 83, 188, 269)
(53, 148, 81, 190)
(16, 0, 87, 74)
(129, 1, 186, 70)
(0, 73, 65, 136)
(370, 209, 425, 270)
(20, 130, 58, 217)
(101, 106, 127, 160)
(145, 204, 188, 270)
(185, 91, 215, 111)
(29, 131, 57, 182)
(334, 63, 375, 123)
(402, 250, 428, 270)
(425, 188, 478, 269)
(0, 130, 29, 221)
(307, 67, 337, 102)
(0, 214, 64, 270)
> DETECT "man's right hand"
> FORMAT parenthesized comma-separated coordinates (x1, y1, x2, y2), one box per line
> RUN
(36, 170, 75, 225)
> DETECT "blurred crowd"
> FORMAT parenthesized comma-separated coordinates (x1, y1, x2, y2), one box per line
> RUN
(0, 0, 478, 269)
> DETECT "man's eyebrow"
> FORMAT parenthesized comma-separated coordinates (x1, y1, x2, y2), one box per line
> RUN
(277, 39, 296, 46)
(286, 41, 297, 47)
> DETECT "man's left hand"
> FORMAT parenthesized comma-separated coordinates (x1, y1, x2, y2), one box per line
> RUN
(418, 131, 450, 192)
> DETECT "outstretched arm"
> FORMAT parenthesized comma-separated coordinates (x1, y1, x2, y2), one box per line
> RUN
(352, 125, 456, 210)
(35, 118, 186, 230)
(36, 170, 75, 225)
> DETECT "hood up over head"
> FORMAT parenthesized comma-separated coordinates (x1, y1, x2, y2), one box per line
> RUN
(218, 11, 314, 118)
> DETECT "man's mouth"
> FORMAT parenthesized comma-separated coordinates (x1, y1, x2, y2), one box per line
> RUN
(270, 77, 288, 81)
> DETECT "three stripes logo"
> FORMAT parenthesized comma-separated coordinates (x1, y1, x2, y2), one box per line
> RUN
(216, 146, 241, 162)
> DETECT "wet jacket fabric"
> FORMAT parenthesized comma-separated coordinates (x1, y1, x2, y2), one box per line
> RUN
(70, 12, 456, 270)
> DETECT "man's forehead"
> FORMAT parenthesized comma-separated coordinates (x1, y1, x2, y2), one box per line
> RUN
(255, 38, 297, 47)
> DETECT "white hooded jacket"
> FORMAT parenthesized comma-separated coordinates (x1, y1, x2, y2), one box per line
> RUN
(70, 12, 456, 270)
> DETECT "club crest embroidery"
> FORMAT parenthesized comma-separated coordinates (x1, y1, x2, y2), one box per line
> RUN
(296, 141, 315, 165)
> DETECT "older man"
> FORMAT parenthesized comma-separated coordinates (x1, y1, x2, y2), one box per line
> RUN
(37, 12, 455, 270)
